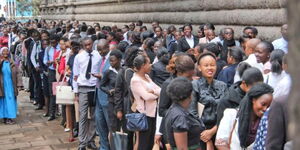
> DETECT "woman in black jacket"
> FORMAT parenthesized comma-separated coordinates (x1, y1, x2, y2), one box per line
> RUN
(177, 24, 199, 53)
(150, 48, 170, 87)
(189, 52, 228, 150)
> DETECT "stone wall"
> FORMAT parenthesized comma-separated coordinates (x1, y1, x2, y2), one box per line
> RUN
(40, 0, 287, 40)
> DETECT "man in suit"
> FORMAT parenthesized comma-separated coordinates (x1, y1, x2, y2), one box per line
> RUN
(177, 24, 199, 53)
(94, 39, 111, 150)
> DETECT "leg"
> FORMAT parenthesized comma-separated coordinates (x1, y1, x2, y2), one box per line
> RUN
(48, 70, 56, 119)
(78, 91, 89, 148)
(95, 100, 110, 150)
(138, 117, 156, 150)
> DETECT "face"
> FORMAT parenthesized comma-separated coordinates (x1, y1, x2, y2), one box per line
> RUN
(42, 41, 49, 49)
(41, 33, 49, 40)
(194, 46, 201, 59)
(129, 23, 135, 31)
(198, 55, 217, 79)
(97, 43, 109, 56)
(244, 41, 254, 56)
(152, 22, 159, 30)
(252, 94, 273, 118)
(107, 34, 113, 41)
(255, 44, 270, 64)
(109, 55, 121, 69)
(32, 32, 40, 41)
(163, 29, 168, 37)
(227, 52, 234, 64)
(207, 30, 215, 41)
(203, 26, 210, 37)
(3, 29, 8, 36)
(59, 40, 67, 51)
(141, 57, 152, 73)
(155, 27, 162, 38)
(83, 39, 93, 52)
(175, 32, 182, 40)
(224, 29, 234, 40)
(1, 49, 9, 58)
(197, 29, 204, 38)
(50, 40, 58, 47)
(184, 26, 192, 37)
(244, 29, 255, 38)
(153, 42, 161, 53)
(281, 24, 288, 41)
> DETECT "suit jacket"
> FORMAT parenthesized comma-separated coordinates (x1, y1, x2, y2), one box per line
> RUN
(96, 54, 111, 106)
(177, 36, 199, 52)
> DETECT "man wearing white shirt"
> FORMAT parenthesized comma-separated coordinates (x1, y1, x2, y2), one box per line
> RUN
(272, 24, 288, 53)
(73, 37, 101, 150)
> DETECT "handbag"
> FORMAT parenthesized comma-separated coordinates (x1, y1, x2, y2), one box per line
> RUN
(52, 57, 68, 95)
(56, 85, 75, 104)
(125, 112, 148, 131)
(111, 128, 128, 150)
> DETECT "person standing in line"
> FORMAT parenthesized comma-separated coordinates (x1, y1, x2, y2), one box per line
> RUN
(73, 37, 100, 150)
(0, 47, 19, 124)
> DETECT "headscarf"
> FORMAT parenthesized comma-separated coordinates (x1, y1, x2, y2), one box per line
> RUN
(0, 47, 8, 56)
(237, 83, 273, 148)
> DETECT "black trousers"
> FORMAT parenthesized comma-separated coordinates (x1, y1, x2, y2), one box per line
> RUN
(32, 69, 44, 107)
(138, 116, 156, 150)
(48, 69, 56, 117)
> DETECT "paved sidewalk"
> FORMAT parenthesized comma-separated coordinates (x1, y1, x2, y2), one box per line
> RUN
(0, 91, 87, 150)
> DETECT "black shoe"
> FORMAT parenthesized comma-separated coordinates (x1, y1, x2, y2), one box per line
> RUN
(35, 106, 43, 110)
(87, 143, 97, 150)
(73, 128, 78, 138)
(43, 113, 49, 117)
(78, 147, 86, 150)
(47, 116, 55, 121)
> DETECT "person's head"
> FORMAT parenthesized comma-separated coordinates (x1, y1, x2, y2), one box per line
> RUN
(66, 23, 73, 32)
(153, 40, 162, 53)
(130, 31, 141, 44)
(82, 37, 93, 52)
(109, 50, 122, 69)
(243, 26, 258, 38)
(80, 24, 88, 32)
(157, 47, 169, 65)
(227, 47, 244, 65)
(107, 32, 116, 42)
(197, 25, 205, 38)
(141, 31, 154, 42)
(0, 47, 10, 59)
(87, 27, 96, 35)
(141, 26, 147, 32)
(143, 38, 155, 50)
(172, 54, 195, 80)
(49, 34, 60, 47)
(203, 23, 215, 36)
(41, 30, 50, 40)
(71, 40, 81, 54)
(59, 37, 69, 51)
(194, 43, 206, 59)
(197, 52, 217, 80)
(239, 34, 251, 50)
(203, 43, 220, 57)
(117, 41, 129, 53)
(41, 40, 49, 49)
(111, 24, 118, 32)
(31, 29, 41, 41)
(183, 24, 193, 37)
(154, 26, 163, 38)
(122, 25, 129, 33)
(152, 21, 159, 30)
(281, 24, 288, 41)
(249, 83, 273, 118)
(133, 54, 151, 74)
(255, 41, 274, 64)
(244, 38, 261, 57)
(167, 25, 176, 35)
(270, 49, 285, 74)
(174, 31, 182, 41)
(129, 22, 135, 31)
(166, 77, 193, 107)
(97, 39, 110, 56)
(124, 46, 143, 68)
(224, 28, 234, 41)
(239, 67, 264, 92)
(206, 29, 215, 41)
(2, 28, 8, 36)
(136, 20, 143, 26)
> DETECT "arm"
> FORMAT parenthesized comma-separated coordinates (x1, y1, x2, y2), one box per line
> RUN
(130, 78, 158, 101)
(158, 81, 171, 117)
(174, 132, 188, 150)
(177, 39, 183, 52)
(73, 55, 79, 81)
(43, 47, 49, 66)
(188, 90, 199, 117)
(99, 70, 111, 95)
(30, 43, 38, 68)
(114, 70, 124, 113)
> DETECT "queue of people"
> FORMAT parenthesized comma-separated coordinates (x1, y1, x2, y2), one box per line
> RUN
(0, 19, 291, 150)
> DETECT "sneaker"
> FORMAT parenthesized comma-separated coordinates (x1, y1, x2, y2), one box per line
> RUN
(64, 128, 70, 132)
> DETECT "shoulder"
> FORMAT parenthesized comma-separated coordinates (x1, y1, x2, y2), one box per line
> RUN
(214, 79, 227, 87)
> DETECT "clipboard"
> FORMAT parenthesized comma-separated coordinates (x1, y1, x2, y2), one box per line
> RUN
(197, 102, 205, 118)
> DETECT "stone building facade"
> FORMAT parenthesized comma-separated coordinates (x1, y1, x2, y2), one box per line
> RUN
(40, 0, 287, 40)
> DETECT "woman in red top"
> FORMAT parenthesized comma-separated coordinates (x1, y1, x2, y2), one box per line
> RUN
(54, 38, 69, 80)
(0, 28, 9, 48)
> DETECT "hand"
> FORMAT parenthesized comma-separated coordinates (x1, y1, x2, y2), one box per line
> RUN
(74, 95, 79, 102)
(47, 61, 53, 66)
(200, 129, 214, 143)
(35, 67, 40, 72)
(91, 73, 101, 79)
(116, 111, 123, 120)
(109, 89, 115, 96)
(154, 135, 162, 145)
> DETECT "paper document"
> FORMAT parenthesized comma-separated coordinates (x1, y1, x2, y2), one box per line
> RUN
(198, 103, 205, 118)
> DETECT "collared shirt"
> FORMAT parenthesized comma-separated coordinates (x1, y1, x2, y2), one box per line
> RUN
(185, 35, 194, 48)
(272, 37, 288, 54)
(73, 50, 101, 87)
(30, 41, 41, 68)
(43, 44, 61, 70)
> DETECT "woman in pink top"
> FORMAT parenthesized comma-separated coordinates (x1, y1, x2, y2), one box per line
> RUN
(130, 54, 161, 150)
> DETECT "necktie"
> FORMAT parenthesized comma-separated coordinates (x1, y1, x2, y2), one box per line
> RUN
(86, 53, 93, 79)
(100, 56, 106, 74)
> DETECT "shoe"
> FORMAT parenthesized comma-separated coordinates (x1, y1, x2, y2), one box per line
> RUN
(73, 128, 78, 137)
(64, 128, 70, 132)
(33, 101, 38, 105)
(35, 106, 43, 110)
(47, 116, 55, 121)
(5, 119, 15, 125)
(87, 143, 97, 150)
(43, 113, 49, 117)
(78, 147, 86, 150)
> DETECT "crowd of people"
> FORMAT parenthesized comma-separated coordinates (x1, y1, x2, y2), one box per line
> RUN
(0, 19, 291, 150)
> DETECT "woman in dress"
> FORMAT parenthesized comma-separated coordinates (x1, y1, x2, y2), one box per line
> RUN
(0, 47, 18, 124)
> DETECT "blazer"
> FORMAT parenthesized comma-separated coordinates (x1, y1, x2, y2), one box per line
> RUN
(177, 36, 199, 52)
(96, 54, 111, 106)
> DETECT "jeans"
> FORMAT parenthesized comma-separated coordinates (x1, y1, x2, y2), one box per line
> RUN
(95, 88, 110, 150)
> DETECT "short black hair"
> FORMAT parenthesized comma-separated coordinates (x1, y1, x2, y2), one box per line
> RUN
(49, 34, 60, 41)
(183, 24, 193, 31)
(203, 43, 220, 57)
(270, 49, 285, 74)
(110, 50, 123, 60)
(133, 54, 149, 70)
(260, 41, 274, 53)
(204, 23, 215, 30)
(243, 26, 258, 35)
(80, 24, 88, 32)
(197, 52, 217, 65)
(167, 77, 193, 103)
(228, 46, 244, 63)
(241, 67, 264, 85)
